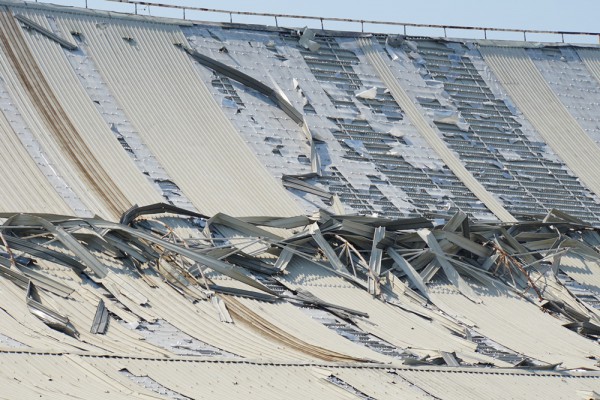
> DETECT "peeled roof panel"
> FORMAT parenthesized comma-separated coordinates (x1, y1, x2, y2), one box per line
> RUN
(0, 10, 136, 219)
(281, 260, 480, 359)
(123, 278, 315, 361)
(480, 46, 600, 202)
(215, 278, 392, 363)
(0, 280, 96, 352)
(358, 38, 515, 222)
(225, 296, 387, 363)
(429, 280, 600, 369)
(560, 254, 600, 297)
(2, 1, 600, 397)
(27, 242, 314, 360)
(60, 13, 301, 217)
(36, 287, 171, 356)
(304, 285, 478, 357)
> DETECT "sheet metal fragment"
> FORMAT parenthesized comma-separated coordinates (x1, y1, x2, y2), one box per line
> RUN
(418, 229, 481, 303)
(309, 223, 348, 273)
(90, 299, 109, 334)
(387, 248, 430, 300)
(14, 14, 77, 50)
(26, 281, 78, 338)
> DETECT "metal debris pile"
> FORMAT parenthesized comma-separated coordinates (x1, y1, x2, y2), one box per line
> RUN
(0, 203, 600, 369)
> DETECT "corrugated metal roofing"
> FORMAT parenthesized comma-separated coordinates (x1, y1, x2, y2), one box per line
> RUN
(480, 46, 600, 207)
(2, 0, 600, 397)
(61, 11, 301, 217)
(429, 279, 600, 369)
(0, 352, 597, 400)
(0, 10, 148, 219)
(358, 37, 516, 223)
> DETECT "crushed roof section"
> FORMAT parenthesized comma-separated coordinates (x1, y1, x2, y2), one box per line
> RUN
(1, 1, 600, 396)
(0, 204, 597, 396)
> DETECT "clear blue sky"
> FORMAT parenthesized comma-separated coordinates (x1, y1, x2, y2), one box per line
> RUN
(36, 0, 600, 43)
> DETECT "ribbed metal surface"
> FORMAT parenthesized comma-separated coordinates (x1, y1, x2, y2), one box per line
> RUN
(481, 46, 600, 208)
(409, 40, 600, 223)
(428, 280, 600, 369)
(279, 260, 490, 363)
(559, 254, 600, 301)
(0, 109, 72, 214)
(0, 352, 598, 399)
(0, 10, 158, 219)
(577, 48, 600, 90)
(0, 3, 599, 398)
(55, 12, 301, 217)
(358, 37, 515, 222)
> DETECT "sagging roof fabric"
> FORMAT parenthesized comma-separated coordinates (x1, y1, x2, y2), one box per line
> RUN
(1, 0, 600, 397)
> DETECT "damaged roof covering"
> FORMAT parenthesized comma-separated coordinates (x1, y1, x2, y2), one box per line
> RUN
(2, 0, 600, 398)
(1, 204, 600, 398)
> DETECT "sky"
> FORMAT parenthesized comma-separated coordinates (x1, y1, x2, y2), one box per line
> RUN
(35, 0, 600, 43)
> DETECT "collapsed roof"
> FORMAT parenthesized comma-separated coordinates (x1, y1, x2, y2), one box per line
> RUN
(1, 0, 600, 398)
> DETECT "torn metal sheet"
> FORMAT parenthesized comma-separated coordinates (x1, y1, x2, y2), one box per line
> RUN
(26, 281, 78, 338)
(104, 222, 279, 296)
(274, 247, 294, 272)
(120, 368, 192, 400)
(16, 265, 74, 298)
(440, 231, 492, 258)
(355, 87, 378, 100)
(309, 223, 348, 273)
(211, 295, 233, 323)
(238, 215, 311, 230)
(120, 203, 208, 226)
(418, 229, 481, 303)
(428, 109, 469, 131)
(2, 235, 86, 272)
(368, 227, 385, 276)
(388, 248, 430, 300)
(358, 37, 514, 222)
(282, 176, 333, 203)
(2, 6, 600, 389)
(90, 299, 109, 334)
(298, 27, 320, 52)
(181, 44, 304, 124)
(440, 351, 461, 367)
(184, 36, 321, 175)
(0, 199, 597, 371)
(4, 214, 108, 278)
(0, 262, 29, 291)
(14, 14, 77, 50)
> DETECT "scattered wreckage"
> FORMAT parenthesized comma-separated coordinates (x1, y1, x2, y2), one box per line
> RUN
(0, 203, 599, 370)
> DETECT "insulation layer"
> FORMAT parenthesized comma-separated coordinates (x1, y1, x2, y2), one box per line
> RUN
(481, 46, 600, 203)
(60, 13, 302, 217)
(359, 38, 516, 222)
